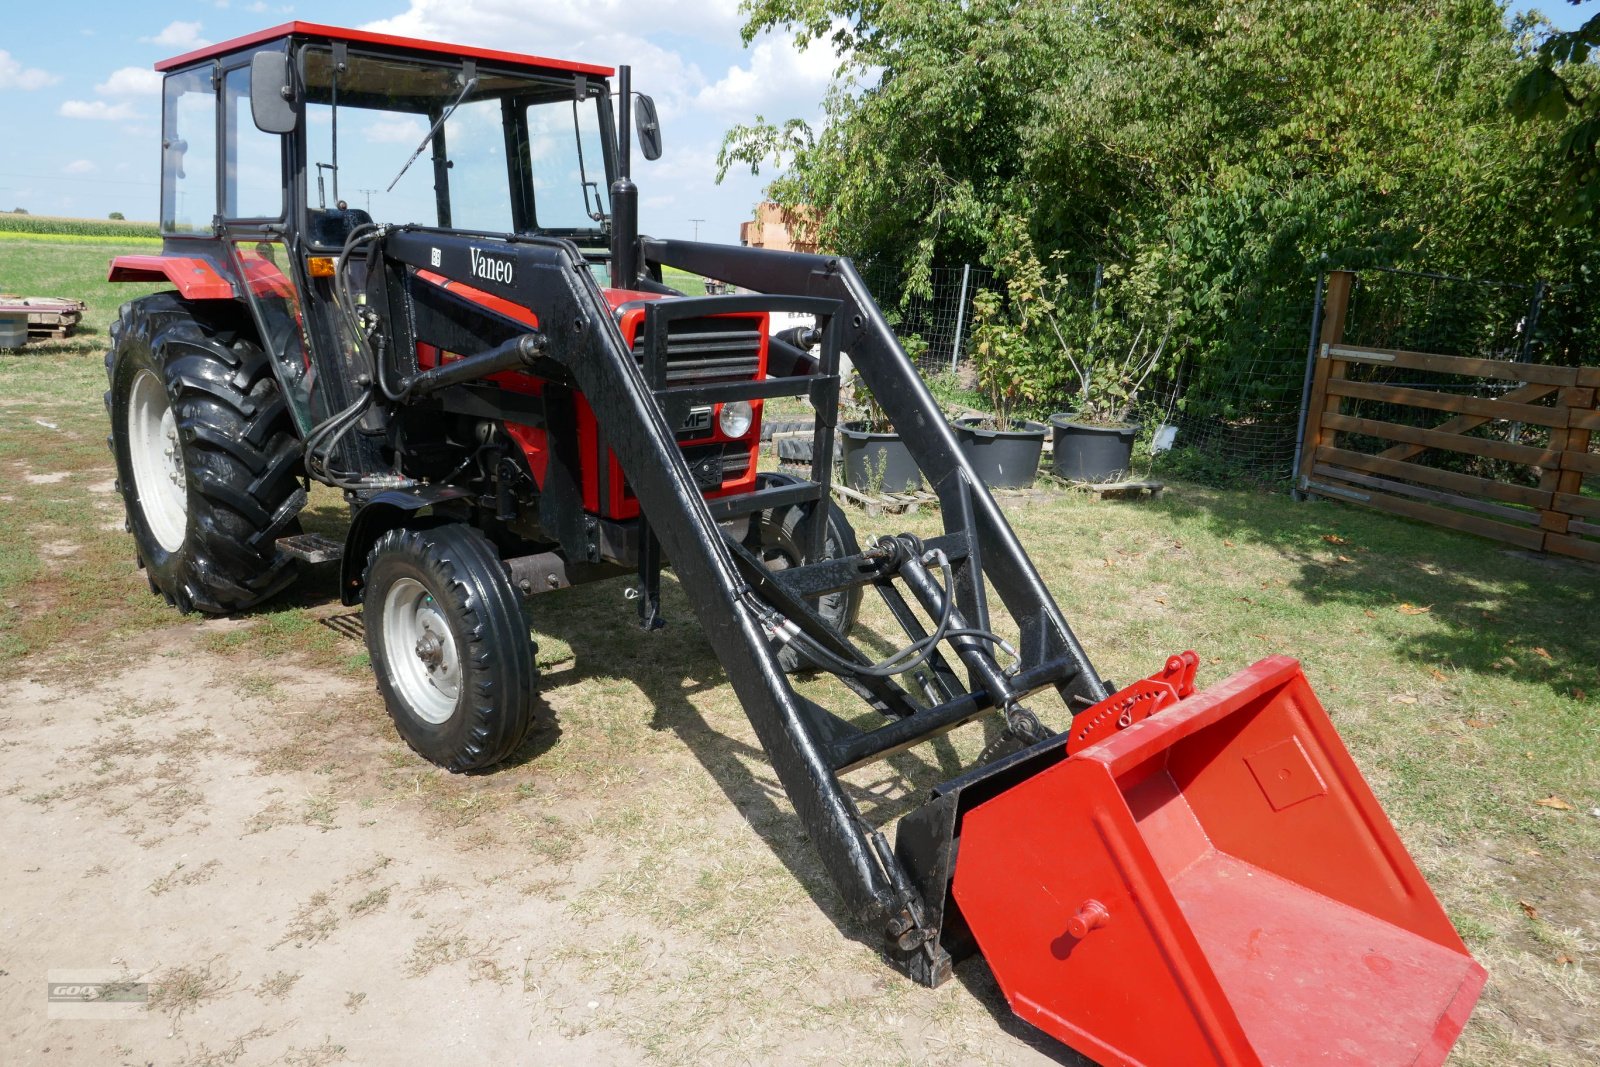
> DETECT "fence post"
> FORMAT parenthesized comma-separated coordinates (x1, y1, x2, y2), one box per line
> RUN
(1291, 271, 1327, 497)
(1516, 280, 1546, 363)
(1296, 269, 1355, 491)
(1539, 381, 1596, 557)
(950, 263, 973, 372)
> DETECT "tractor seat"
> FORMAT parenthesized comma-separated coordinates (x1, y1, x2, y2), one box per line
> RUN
(307, 207, 374, 248)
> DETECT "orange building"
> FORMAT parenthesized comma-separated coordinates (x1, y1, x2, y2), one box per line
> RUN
(738, 201, 818, 253)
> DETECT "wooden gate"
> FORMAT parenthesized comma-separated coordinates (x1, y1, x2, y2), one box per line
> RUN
(1297, 270, 1600, 563)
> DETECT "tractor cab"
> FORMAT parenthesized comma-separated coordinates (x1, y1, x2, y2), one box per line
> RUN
(116, 23, 645, 439)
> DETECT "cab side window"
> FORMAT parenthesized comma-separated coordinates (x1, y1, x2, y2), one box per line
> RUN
(223, 64, 285, 219)
(161, 67, 219, 233)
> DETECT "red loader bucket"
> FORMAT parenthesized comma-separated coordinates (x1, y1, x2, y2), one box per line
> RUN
(952, 656, 1486, 1067)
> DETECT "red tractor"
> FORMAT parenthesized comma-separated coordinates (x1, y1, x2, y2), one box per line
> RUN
(105, 23, 1486, 1065)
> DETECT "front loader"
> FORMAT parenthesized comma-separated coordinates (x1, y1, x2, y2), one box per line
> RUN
(104, 23, 1486, 1065)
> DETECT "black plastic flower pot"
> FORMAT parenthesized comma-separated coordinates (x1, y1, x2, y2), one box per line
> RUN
(840, 421, 924, 494)
(952, 416, 1047, 489)
(1048, 416, 1142, 483)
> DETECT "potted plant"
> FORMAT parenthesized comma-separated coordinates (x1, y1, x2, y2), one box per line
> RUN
(979, 224, 1175, 483)
(1046, 317, 1170, 483)
(838, 332, 926, 494)
(958, 286, 1051, 489)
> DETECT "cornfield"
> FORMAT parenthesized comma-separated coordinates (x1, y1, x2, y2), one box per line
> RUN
(0, 214, 162, 240)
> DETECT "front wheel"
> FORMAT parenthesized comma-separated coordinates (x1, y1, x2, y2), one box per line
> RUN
(363, 523, 538, 772)
(746, 472, 863, 672)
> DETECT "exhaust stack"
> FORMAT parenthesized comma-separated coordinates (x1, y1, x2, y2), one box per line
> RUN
(610, 65, 639, 289)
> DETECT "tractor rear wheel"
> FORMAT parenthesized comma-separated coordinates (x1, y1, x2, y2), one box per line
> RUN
(746, 472, 863, 672)
(363, 523, 538, 772)
(106, 293, 302, 614)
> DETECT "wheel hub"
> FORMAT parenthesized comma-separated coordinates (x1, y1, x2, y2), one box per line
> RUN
(126, 369, 188, 554)
(415, 629, 446, 670)
(382, 578, 461, 725)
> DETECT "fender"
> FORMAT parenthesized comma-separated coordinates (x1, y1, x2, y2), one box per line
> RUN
(108, 254, 236, 301)
(339, 485, 477, 604)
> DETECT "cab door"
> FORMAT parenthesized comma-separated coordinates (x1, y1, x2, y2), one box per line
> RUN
(217, 57, 319, 436)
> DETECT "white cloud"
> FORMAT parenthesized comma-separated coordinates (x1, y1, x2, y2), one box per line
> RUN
(141, 21, 211, 50)
(59, 99, 139, 121)
(64, 160, 96, 175)
(341, 1, 837, 241)
(364, 116, 428, 144)
(96, 67, 163, 97)
(692, 33, 836, 118)
(364, 0, 742, 49)
(0, 50, 59, 90)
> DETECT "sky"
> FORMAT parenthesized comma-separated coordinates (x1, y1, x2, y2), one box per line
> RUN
(0, 0, 837, 243)
(0, 2, 1592, 243)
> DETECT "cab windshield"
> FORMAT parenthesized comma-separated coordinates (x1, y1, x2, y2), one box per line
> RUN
(300, 47, 611, 241)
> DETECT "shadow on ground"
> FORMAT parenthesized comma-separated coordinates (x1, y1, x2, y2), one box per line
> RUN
(1145, 484, 1599, 698)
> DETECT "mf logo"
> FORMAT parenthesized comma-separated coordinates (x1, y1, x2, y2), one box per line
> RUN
(430, 247, 442, 268)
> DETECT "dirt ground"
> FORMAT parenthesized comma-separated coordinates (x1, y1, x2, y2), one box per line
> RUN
(1, 420, 1592, 1066)
(1, 565, 1081, 1067)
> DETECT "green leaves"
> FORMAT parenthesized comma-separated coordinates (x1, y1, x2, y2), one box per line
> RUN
(1507, 8, 1600, 228)
(727, 0, 1600, 416)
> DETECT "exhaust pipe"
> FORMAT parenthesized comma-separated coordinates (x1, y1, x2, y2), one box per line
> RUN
(610, 65, 639, 289)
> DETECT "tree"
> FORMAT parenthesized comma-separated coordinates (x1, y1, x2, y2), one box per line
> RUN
(108, 211, 126, 221)
(723, 0, 1600, 422)
(1508, 2, 1600, 225)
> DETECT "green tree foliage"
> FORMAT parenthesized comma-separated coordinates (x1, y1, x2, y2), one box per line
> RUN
(1509, 2, 1600, 225)
(722, 0, 1600, 422)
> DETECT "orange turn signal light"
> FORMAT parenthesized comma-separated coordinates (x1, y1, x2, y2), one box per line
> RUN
(308, 256, 336, 278)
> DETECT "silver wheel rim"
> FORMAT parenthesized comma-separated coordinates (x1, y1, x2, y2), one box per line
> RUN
(382, 577, 461, 725)
(127, 369, 188, 554)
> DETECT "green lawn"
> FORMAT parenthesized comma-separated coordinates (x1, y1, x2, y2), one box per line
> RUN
(1, 237, 1595, 1065)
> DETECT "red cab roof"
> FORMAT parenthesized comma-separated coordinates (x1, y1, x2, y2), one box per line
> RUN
(153, 21, 613, 78)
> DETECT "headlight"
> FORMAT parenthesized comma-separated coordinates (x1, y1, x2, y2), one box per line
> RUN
(718, 401, 754, 438)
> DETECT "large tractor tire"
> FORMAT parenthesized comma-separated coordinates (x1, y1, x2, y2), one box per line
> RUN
(746, 471, 863, 672)
(106, 293, 303, 614)
(362, 523, 538, 772)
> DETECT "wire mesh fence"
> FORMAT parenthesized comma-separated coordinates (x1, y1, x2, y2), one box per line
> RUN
(856, 260, 1592, 490)
(858, 263, 994, 376)
(1153, 344, 1314, 484)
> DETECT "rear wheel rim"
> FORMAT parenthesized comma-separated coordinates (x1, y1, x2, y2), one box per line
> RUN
(382, 577, 461, 725)
(127, 369, 187, 554)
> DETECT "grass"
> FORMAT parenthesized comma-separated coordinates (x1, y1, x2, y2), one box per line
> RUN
(147, 957, 237, 1025)
(3, 238, 1597, 1064)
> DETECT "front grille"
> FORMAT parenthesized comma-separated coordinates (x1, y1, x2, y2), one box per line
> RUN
(633, 316, 763, 383)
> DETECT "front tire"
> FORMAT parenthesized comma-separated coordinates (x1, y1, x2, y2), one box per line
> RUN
(106, 293, 303, 614)
(363, 523, 538, 772)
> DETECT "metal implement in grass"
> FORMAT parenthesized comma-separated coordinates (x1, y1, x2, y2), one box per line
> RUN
(102, 21, 1486, 1065)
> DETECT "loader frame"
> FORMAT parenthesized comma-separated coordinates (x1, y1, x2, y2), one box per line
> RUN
(363, 224, 1111, 982)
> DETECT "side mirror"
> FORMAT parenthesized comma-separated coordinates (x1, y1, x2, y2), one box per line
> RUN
(634, 94, 662, 161)
(250, 50, 297, 135)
